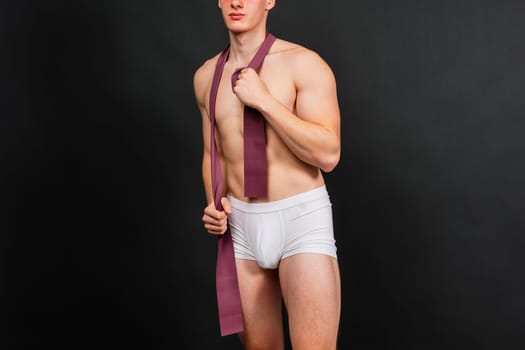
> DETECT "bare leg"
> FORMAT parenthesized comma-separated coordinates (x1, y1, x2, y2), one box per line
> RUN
(236, 259, 284, 350)
(279, 253, 341, 350)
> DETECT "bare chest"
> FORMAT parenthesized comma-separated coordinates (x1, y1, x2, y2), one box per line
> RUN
(212, 62, 296, 131)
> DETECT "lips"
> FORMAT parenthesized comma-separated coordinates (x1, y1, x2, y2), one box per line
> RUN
(229, 13, 245, 21)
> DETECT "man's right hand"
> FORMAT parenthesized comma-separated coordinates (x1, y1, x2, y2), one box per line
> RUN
(202, 197, 232, 235)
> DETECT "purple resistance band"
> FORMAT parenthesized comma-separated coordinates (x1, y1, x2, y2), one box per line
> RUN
(208, 33, 276, 336)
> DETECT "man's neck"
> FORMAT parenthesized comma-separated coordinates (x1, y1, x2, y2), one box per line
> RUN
(227, 29, 268, 66)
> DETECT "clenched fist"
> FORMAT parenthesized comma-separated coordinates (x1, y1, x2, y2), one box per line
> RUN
(202, 197, 232, 235)
(232, 67, 271, 110)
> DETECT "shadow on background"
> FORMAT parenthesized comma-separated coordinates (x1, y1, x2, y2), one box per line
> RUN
(3, 1, 525, 349)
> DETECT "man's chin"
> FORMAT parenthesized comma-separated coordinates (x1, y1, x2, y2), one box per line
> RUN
(229, 29, 248, 34)
(224, 22, 253, 34)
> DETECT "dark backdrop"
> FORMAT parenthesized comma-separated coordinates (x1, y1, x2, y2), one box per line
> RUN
(3, 0, 525, 349)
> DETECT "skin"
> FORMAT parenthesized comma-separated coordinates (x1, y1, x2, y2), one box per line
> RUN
(193, 1, 341, 349)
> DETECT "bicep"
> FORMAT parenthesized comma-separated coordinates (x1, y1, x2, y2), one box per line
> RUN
(193, 67, 211, 157)
(294, 55, 340, 134)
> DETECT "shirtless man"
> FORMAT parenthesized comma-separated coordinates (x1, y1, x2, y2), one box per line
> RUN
(193, 0, 341, 349)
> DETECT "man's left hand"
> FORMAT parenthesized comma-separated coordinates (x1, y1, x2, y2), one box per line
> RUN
(232, 67, 270, 110)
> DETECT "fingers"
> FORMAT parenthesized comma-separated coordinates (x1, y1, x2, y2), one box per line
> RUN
(233, 68, 255, 87)
(202, 199, 231, 235)
(237, 67, 255, 78)
(232, 68, 268, 110)
(221, 197, 232, 215)
(203, 204, 225, 221)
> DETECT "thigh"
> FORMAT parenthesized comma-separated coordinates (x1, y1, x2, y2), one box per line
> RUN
(279, 253, 341, 350)
(236, 259, 284, 350)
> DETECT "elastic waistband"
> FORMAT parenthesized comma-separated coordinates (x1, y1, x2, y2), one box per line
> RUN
(227, 185, 330, 213)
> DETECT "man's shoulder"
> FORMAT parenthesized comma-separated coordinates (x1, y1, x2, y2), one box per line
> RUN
(193, 51, 224, 105)
(194, 52, 222, 87)
(271, 38, 327, 69)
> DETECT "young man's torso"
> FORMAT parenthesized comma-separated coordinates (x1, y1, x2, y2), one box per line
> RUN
(197, 38, 325, 203)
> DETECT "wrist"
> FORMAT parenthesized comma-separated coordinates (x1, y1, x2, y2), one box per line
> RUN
(258, 92, 278, 115)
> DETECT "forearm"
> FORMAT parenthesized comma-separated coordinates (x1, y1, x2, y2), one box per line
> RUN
(202, 151, 229, 205)
(201, 151, 231, 235)
(202, 154, 213, 205)
(259, 97, 340, 172)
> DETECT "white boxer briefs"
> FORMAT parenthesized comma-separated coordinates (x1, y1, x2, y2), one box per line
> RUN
(227, 185, 338, 269)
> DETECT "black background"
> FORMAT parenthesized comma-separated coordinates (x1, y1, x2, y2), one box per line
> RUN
(3, 1, 525, 349)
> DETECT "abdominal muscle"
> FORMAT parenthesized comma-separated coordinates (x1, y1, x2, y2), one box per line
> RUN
(214, 50, 324, 203)
(218, 120, 325, 204)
